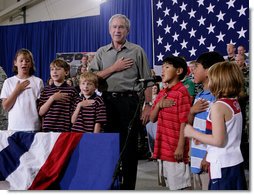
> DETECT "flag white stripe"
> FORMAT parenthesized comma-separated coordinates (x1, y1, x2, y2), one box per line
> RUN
(0, 131, 16, 152)
(6, 132, 61, 190)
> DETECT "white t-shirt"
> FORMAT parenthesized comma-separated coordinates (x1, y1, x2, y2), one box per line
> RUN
(0, 75, 44, 131)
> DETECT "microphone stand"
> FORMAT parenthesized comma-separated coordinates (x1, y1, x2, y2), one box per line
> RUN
(110, 82, 147, 189)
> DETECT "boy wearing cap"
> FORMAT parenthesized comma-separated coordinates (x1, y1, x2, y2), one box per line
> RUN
(150, 56, 191, 190)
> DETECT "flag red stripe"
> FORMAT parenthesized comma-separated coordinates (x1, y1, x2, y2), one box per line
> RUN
(28, 132, 83, 190)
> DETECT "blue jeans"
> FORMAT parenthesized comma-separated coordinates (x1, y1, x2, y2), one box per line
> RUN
(146, 121, 157, 154)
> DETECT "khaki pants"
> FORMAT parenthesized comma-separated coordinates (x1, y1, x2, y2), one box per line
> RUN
(191, 172, 209, 190)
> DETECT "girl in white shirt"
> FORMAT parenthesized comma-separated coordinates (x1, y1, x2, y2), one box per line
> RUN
(0, 48, 44, 131)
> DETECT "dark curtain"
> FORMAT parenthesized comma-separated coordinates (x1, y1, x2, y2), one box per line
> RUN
(0, 16, 100, 82)
(0, 0, 152, 82)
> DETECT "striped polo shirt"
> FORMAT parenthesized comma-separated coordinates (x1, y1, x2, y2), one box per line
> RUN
(38, 82, 78, 132)
(153, 82, 191, 164)
(71, 93, 107, 132)
(190, 90, 215, 174)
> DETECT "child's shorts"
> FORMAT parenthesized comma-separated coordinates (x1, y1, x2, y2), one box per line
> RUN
(162, 161, 191, 190)
(209, 162, 247, 190)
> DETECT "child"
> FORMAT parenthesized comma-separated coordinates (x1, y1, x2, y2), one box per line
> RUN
(38, 59, 78, 132)
(145, 83, 160, 160)
(150, 56, 191, 190)
(187, 51, 225, 190)
(0, 48, 44, 131)
(71, 72, 106, 133)
(181, 69, 195, 103)
(184, 61, 247, 190)
(187, 60, 203, 95)
(66, 78, 74, 86)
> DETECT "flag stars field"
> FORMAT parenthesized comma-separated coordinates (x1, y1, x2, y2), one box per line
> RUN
(152, 0, 248, 64)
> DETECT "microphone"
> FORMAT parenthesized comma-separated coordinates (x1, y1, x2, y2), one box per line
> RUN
(138, 75, 162, 83)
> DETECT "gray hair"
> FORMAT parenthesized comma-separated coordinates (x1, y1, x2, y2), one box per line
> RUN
(108, 14, 131, 31)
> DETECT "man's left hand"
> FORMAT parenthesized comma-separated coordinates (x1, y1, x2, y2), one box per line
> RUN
(141, 105, 151, 125)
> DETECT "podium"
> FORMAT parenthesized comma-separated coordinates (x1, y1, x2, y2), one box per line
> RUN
(59, 133, 120, 190)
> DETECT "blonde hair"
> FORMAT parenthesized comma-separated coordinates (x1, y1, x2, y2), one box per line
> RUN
(79, 72, 98, 88)
(208, 61, 244, 99)
(188, 60, 197, 66)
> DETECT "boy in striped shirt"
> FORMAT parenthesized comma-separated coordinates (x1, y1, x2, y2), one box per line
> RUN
(38, 59, 78, 132)
(187, 52, 225, 190)
(150, 56, 191, 190)
(71, 72, 106, 133)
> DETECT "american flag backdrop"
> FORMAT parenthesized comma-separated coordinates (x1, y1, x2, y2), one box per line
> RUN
(152, 0, 249, 65)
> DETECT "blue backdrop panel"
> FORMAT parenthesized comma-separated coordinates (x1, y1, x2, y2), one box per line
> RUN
(60, 133, 119, 190)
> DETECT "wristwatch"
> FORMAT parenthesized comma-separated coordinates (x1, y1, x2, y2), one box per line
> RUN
(145, 101, 153, 106)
